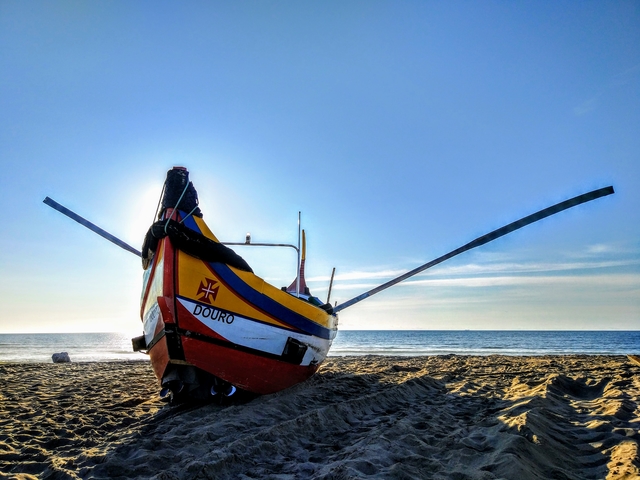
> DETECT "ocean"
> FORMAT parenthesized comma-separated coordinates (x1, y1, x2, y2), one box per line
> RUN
(1, 330, 639, 363)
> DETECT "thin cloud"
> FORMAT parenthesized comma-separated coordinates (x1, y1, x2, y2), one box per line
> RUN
(309, 257, 638, 286)
(586, 244, 614, 254)
(611, 62, 640, 87)
(574, 63, 640, 116)
(580, 242, 639, 256)
(400, 273, 640, 289)
(329, 283, 383, 292)
(346, 273, 640, 310)
(307, 269, 405, 283)
(574, 97, 598, 116)
(431, 259, 638, 276)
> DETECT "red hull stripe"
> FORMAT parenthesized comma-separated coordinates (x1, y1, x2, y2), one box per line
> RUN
(182, 336, 318, 394)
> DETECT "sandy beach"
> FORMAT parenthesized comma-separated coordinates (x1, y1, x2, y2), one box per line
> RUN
(1, 355, 639, 479)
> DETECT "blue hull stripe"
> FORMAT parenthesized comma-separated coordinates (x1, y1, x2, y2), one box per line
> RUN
(209, 263, 333, 340)
(180, 213, 200, 232)
(178, 211, 333, 340)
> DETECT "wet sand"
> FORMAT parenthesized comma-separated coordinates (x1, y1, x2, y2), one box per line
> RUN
(1, 355, 639, 479)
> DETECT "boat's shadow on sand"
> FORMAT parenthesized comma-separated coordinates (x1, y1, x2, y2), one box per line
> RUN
(3, 356, 639, 479)
(84, 355, 640, 480)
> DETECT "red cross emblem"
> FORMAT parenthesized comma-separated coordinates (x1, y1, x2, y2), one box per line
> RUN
(197, 278, 219, 304)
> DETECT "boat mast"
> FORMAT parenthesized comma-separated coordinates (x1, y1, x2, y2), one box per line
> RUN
(326, 267, 336, 304)
(296, 212, 301, 297)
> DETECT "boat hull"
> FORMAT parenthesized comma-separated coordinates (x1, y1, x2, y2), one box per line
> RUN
(139, 182, 338, 397)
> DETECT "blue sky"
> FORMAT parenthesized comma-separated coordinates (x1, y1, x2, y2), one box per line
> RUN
(1, 1, 638, 333)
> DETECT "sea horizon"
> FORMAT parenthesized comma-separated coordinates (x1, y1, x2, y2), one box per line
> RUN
(1, 330, 639, 363)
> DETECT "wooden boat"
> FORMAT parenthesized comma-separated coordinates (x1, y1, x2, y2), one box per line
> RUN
(134, 167, 338, 399)
(44, 168, 614, 401)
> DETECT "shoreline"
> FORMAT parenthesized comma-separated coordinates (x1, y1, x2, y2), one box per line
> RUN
(2, 350, 640, 366)
(2, 331, 639, 364)
(2, 355, 639, 479)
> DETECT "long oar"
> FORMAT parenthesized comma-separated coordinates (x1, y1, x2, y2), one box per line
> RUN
(44, 197, 300, 259)
(333, 186, 614, 313)
(43, 197, 142, 257)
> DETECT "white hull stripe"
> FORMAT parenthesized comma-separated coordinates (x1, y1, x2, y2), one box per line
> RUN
(177, 297, 333, 366)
